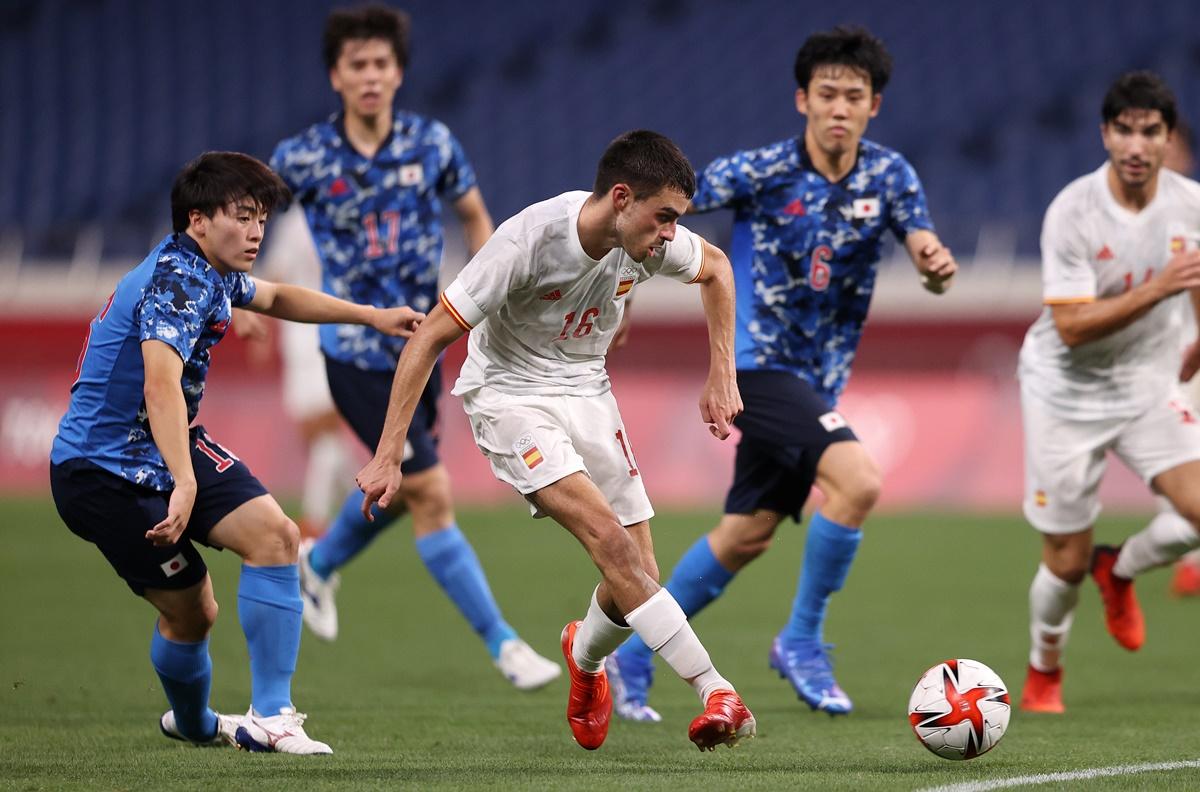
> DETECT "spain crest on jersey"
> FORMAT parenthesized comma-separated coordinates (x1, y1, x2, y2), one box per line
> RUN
(615, 266, 636, 298)
(513, 433, 544, 470)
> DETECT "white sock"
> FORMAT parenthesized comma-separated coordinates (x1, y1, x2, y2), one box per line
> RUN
(572, 587, 632, 674)
(302, 431, 350, 525)
(1028, 563, 1078, 672)
(1114, 511, 1200, 579)
(625, 588, 731, 703)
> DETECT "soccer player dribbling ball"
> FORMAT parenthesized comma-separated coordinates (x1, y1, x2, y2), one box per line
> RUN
(49, 152, 425, 753)
(608, 25, 957, 722)
(1017, 72, 1200, 714)
(356, 130, 756, 752)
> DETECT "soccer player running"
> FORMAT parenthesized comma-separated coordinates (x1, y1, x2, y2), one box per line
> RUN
(49, 152, 425, 754)
(271, 4, 559, 688)
(1018, 72, 1200, 714)
(608, 26, 956, 721)
(356, 130, 756, 752)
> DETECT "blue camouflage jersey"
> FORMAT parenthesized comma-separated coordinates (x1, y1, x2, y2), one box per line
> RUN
(692, 137, 933, 406)
(271, 110, 477, 371)
(51, 234, 256, 490)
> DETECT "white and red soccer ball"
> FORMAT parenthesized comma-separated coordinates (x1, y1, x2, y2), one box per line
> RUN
(908, 658, 1010, 760)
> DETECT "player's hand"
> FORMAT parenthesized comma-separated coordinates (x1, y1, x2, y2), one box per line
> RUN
(1181, 339, 1200, 382)
(355, 455, 402, 520)
(146, 479, 196, 546)
(372, 306, 426, 338)
(1156, 250, 1200, 297)
(611, 305, 633, 350)
(699, 372, 742, 440)
(918, 242, 957, 294)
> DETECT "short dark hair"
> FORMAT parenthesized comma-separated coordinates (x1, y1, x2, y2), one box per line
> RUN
(593, 130, 696, 200)
(794, 25, 892, 94)
(170, 152, 292, 233)
(323, 4, 411, 71)
(1102, 71, 1177, 130)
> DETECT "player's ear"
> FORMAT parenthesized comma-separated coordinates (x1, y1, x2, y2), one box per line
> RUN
(795, 88, 808, 117)
(869, 92, 883, 118)
(188, 208, 207, 235)
(611, 183, 633, 211)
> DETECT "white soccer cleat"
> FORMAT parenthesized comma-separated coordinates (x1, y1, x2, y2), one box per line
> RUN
(159, 709, 239, 747)
(494, 638, 562, 690)
(298, 538, 340, 641)
(234, 707, 333, 755)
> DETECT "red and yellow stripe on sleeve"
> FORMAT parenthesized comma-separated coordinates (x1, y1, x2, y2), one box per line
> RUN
(440, 292, 474, 331)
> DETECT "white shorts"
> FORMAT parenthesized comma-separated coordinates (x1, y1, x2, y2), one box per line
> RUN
(1021, 384, 1200, 534)
(280, 321, 335, 420)
(461, 386, 654, 526)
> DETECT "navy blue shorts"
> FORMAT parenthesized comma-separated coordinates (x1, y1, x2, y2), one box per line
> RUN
(724, 369, 858, 522)
(49, 426, 268, 596)
(325, 356, 441, 474)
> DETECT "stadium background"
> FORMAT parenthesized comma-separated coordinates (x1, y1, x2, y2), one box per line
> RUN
(4, 0, 1198, 511)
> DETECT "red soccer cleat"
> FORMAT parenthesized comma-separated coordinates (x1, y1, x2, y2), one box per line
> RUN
(1091, 545, 1144, 651)
(560, 621, 611, 750)
(1019, 665, 1064, 714)
(1169, 556, 1200, 598)
(688, 689, 757, 752)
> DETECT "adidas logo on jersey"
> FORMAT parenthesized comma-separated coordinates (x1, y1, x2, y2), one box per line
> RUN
(540, 290, 562, 301)
(1096, 245, 1115, 261)
(783, 198, 806, 216)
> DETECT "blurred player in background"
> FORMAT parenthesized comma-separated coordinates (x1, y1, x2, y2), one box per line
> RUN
(1162, 120, 1200, 597)
(271, 4, 559, 688)
(357, 130, 757, 752)
(49, 152, 425, 753)
(1017, 72, 1200, 714)
(609, 26, 956, 721)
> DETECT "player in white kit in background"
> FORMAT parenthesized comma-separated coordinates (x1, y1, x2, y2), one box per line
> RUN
(1018, 72, 1200, 714)
(356, 130, 756, 752)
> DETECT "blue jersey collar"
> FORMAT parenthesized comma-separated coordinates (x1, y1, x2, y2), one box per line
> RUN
(174, 231, 210, 264)
(335, 111, 397, 160)
(796, 136, 866, 186)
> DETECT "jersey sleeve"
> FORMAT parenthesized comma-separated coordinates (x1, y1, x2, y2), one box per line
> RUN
(440, 235, 530, 330)
(691, 150, 758, 212)
(1040, 197, 1095, 303)
(645, 224, 705, 284)
(885, 155, 935, 240)
(136, 257, 213, 361)
(433, 122, 478, 202)
(227, 272, 257, 308)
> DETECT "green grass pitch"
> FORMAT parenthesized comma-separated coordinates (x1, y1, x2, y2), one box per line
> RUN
(3, 496, 1199, 790)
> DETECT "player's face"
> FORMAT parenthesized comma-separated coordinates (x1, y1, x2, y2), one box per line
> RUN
(190, 200, 267, 274)
(796, 66, 882, 158)
(1103, 109, 1170, 188)
(613, 186, 690, 262)
(329, 38, 403, 119)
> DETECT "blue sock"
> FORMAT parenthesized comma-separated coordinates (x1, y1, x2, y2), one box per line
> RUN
(781, 511, 862, 644)
(150, 624, 217, 741)
(415, 524, 516, 658)
(238, 564, 302, 716)
(309, 490, 397, 579)
(619, 534, 735, 662)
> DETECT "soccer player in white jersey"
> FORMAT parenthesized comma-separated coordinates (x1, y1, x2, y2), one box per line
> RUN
(356, 130, 756, 752)
(1018, 72, 1200, 714)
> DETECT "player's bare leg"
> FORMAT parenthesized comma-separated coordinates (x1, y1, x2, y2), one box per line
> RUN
(770, 441, 878, 715)
(403, 465, 560, 690)
(532, 473, 754, 751)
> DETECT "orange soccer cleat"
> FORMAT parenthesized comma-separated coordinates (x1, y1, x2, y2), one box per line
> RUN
(688, 689, 757, 752)
(1169, 556, 1200, 598)
(560, 621, 612, 750)
(1019, 665, 1064, 714)
(1091, 545, 1144, 651)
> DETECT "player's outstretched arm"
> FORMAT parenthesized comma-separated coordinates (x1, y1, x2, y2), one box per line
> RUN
(244, 278, 424, 337)
(904, 230, 957, 294)
(453, 187, 495, 256)
(141, 340, 197, 547)
(356, 305, 466, 517)
(694, 240, 742, 439)
(1053, 249, 1200, 348)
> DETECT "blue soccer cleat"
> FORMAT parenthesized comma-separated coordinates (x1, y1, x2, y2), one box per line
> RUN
(606, 648, 662, 723)
(768, 635, 853, 715)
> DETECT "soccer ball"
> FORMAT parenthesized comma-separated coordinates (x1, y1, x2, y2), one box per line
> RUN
(908, 658, 1010, 760)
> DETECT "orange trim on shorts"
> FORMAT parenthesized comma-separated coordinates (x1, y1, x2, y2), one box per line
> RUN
(440, 292, 474, 331)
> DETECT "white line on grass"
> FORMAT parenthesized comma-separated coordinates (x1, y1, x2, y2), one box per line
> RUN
(917, 759, 1200, 792)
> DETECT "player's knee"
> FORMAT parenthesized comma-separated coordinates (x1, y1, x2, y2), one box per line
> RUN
(728, 533, 773, 565)
(587, 519, 639, 569)
(160, 597, 218, 641)
(258, 514, 301, 563)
